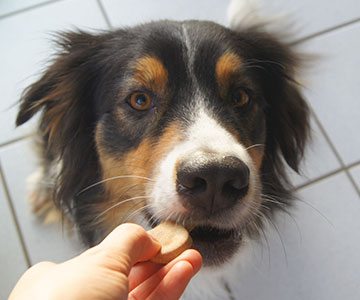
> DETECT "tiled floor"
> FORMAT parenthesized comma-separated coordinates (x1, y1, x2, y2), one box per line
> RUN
(0, 0, 359, 299)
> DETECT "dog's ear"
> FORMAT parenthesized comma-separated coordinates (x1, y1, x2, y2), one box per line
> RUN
(239, 30, 310, 176)
(16, 31, 108, 208)
(264, 68, 310, 174)
(16, 31, 106, 133)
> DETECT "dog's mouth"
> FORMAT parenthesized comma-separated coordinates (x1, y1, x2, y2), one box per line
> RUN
(189, 225, 242, 266)
(146, 210, 242, 266)
(190, 225, 239, 243)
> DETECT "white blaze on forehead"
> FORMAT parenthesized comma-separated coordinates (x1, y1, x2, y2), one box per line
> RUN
(186, 109, 249, 158)
(181, 23, 195, 70)
(149, 105, 255, 221)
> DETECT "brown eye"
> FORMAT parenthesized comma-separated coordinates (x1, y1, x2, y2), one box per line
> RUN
(129, 92, 153, 111)
(232, 88, 250, 108)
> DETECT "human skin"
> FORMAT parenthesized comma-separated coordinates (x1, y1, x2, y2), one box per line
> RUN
(9, 223, 202, 300)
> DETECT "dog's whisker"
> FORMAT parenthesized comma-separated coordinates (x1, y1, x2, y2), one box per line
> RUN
(164, 211, 177, 224)
(248, 205, 265, 221)
(260, 193, 282, 201)
(259, 203, 270, 211)
(277, 206, 303, 242)
(175, 214, 182, 226)
(94, 195, 151, 221)
(243, 64, 266, 71)
(261, 194, 286, 206)
(148, 214, 160, 228)
(296, 198, 334, 228)
(144, 206, 184, 229)
(245, 143, 265, 151)
(123, 204, 151, 224)
(263, 193, 333, 228)
(245, 216, 273, 272)
(261, 211, 288, 266)
(77, 175, 155, 196)
(147, 207, 173, 227)
(101, 164, 149, 174)
(87, 199, 146, 228)
(121, 199, 148, 222)
(257, 222, 272, 268)
(109, 184, 154, 200)
(245, 59, 286, 70)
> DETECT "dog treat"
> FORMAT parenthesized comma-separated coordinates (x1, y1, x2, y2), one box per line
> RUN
(148, 221, 193, 264)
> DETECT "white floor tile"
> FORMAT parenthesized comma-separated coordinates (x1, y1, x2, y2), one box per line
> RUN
(0, 140, 84, 265)
(229, 172, 360, 300)
(0, 174, 28, 299)
(101, 0, 231, 27)
(256, 0, 360, 40)
(1, 2, 359, 300)
(349, 164, 360, 188)
(299, 22, 360, 166)
(0, 0, 53, 17)
(0, 0, 108, 145)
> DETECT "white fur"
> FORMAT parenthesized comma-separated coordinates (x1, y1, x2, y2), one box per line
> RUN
(227, 0, 294, 42)
(149, 105, 257, 227)
(147, 100, 262, 299)
(227, 0, 262, 30)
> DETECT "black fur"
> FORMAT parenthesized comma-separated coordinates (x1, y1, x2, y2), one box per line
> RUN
(16, 20, 310, 248)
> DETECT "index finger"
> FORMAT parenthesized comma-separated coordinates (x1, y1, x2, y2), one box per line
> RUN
(128, 249, 202, 299)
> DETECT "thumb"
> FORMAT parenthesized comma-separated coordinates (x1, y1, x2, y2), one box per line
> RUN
(95, 223, 161, 275)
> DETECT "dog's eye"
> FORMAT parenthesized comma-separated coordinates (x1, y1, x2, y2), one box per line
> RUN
(129, 92, 153, 111)
(232, 88, 250, 108)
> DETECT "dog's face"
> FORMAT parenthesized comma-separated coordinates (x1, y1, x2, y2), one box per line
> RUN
(16, 21, 309, 267)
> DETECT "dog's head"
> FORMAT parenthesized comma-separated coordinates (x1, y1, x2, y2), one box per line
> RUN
(16, 20, 309, 266)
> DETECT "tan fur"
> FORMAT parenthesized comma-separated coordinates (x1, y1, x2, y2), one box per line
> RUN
(248, 147, 264, 171)
(29, 83, 73, 146)
(95, 122, 184, 231)
(221, 126, 264, 171)
(133, 56, 168, 95)
(216, 52, 243, 98)
(27, 167, 73, 227)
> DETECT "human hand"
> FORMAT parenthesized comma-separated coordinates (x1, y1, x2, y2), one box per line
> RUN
(9, 223, 202, 300)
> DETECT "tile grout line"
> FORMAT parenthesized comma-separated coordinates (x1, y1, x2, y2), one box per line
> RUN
(295, 167, 344, 192)
(291, 17, 360, 46)
(307, 109, 360, 197)
(223, 281, 236, 300)
(0, 134, 35, 149)
(295, 160, 360, 192)
(344, 166, 360, 196)
(0, 163, 32, 268)
(0, 0, 64, 20)
(96, 0, 113, 30)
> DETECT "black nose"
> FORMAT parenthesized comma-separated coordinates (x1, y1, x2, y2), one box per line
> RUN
(176, 153, 250, 215)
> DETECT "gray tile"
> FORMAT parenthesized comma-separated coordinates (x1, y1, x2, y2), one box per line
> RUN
(290, 115, 341, 187)
(299, 22, 360, 166)
(229, 172, 360, 299)
(0, 0, 108, 145)
(0, 140, 84, 264)
(101, 0, 231, 27)
(349, 164, 360, 188)
(0, 171, 28, 299)
(256, 0, 360, 40)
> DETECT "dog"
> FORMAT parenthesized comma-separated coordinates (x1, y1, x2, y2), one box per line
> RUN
(16, 1, 310, 298)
